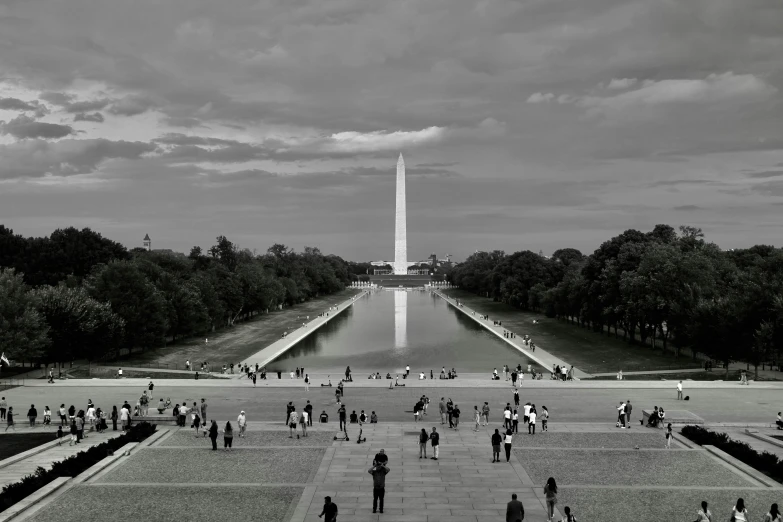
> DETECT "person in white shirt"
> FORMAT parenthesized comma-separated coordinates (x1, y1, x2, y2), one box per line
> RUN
(86, 406, 96, 432)
(237, 411, 247, 437)
(504, 429, 513, 462)
(504, 408, 512, 430)
(419, 372, 425, 380)
(120, 405, 130, 431)
(677, 381, 683, 400)
(493, 368, 499, 380)
(523, 403, 531, 424)
(617, 402, 626, 428)
(528, 407, 537, 435)
(512, 410, 519, 433)
(289, 409, 299, 438)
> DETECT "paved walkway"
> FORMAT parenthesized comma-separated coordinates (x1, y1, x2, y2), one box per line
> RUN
(243, 291, 368, 369)
(0, 427, 116, 488)
(435, 292, 592, 379)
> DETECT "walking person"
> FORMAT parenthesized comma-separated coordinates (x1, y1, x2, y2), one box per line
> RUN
(625, 400, 632, 429)
(506, 493, 525, 522)
(289, 407, 299, 438)
(544, 477, 558, 521)
(200, 398, 208, 423)
(300, 408, 308, 437)
(305, 401, 314, 426)
(429, 427, 440, 460)
(492, 429, 502, 462)
(447, 398, 454, 428)
(222, 421, 234, 450)
(68, 416, 78, 445)
(368, 455, 390, 514)
(27, 404, 37, 427)
(730, 498, 748, 522)
(695, 500, 712, 522)
(513, 390, 519, 407)
(0, 397, 6, 420)
(304, 374, 310, 391)
(541, 406, 549, 432)
(677, 380, 683, 400)
(482, 402, 490, 426)
(504, 428, 513, 462)
(504, 406, 512, 431)
(512, 409, 519, 433)
(665, 423, 673, 448)
(763, 503, 780, 522)
(338, 404, 346, 431)
(528, 406, 537, 435)
(237, 411, 247, 437)
(452, 404, 460, 430)
(419, 428, 429, 458)
(318, 496, 338, 522)
(4, 407, 14, 431)
(208, 420, 218, 450)
(561, 506, 578, 521)
(473, 406, 481, 431)
(111, 405, 118, 431)
(439, 397, 447, 425)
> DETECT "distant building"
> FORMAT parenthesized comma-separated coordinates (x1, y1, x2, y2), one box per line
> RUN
(143, 234, 151, 251)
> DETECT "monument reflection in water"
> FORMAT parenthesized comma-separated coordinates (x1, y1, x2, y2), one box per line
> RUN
(268, 290, 540, 374)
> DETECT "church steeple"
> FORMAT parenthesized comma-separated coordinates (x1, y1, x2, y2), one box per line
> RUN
(143, 234, 151, 251)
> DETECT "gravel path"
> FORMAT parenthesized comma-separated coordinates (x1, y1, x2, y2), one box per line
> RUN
(558, 488, 783, 522)
(160, 429, 335, 447)
(28, 485, 302, 522)
(98, 447, 325, 484)
(515, 448, 754, 487)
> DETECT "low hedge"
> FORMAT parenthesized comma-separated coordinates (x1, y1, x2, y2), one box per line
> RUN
(0, 422, 156, 513)
(680, 426, 783, 482)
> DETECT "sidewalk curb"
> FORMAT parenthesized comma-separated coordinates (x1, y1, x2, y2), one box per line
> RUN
(0, 477, 70, 522)
(703, 445, 783, 488)
(744, 429, 783, 450)
(0, 438, 61, 470)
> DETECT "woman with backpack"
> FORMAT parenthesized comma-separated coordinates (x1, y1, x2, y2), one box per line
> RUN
(544, 477, 558, 521)
(763, 503, 781, 522)
(560, 506, 577, 521)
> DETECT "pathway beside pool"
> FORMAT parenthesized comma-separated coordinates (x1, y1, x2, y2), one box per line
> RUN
(15, 421, 783, 522)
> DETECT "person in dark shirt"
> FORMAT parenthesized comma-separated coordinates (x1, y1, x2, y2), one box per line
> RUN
(305, 401, 314, 427)
(452, 405, 461, 430)
(338, 405, 347, 430)
(374, 448, 389, 465)
(368, 459, 390, 514)
(285, 402, 294, 424)
(27, 405, 37, 427)
(429, 427, 440, 460)
(319, 411, 329, 423)
(350, 410, 358, 423)
(318, 496, 338, 522)
(491, 429, 503, 462)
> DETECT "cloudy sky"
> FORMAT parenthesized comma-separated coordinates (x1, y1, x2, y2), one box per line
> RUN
(1, 0, 782, 261)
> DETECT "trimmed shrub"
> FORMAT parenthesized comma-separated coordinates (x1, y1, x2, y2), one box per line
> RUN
(0, 422, 156, 513)
(681, 426, 783, 482)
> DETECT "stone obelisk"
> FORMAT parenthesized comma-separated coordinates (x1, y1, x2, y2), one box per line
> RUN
(394, 153, 408, 275)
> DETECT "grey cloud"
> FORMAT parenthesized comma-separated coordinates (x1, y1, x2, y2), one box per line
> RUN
(0, 115, 74, 139)
(746, 170, 783, 179)
(74, 112, 105, 123)
(66, 99, 112, 113)
(750, 180, 783, 197)
(648, 179, 716, 187)
(162, 116, 205, 128)
(0, 138, 157, 179)
(673, 205, 702, 211)
(0, 97, 38, 111)
(416, 162, 458, 168)
(108, 95, 156, 116)
(39, 92, 74, 106)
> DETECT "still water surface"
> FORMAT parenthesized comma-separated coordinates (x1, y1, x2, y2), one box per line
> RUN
(268, 289, 541, 374)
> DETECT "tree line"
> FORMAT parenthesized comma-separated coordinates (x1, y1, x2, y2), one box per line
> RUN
(450, 225, 783, 376)
(0, 226, 353, 366)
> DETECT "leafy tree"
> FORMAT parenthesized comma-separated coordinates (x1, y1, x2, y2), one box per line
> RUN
(0, 268, 50, 363)
(84, 261, 169, 349)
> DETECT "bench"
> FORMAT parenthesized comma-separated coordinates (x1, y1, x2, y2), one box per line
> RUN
(642, 409, 705, 427)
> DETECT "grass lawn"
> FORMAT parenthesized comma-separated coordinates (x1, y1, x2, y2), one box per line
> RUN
(588, 371, 744, 381)
(558, 488, 782, 522)
(0, 433, 56, 460)
(28, 485, 302, 522)
(111, 288, 361, 369)
(444, 289, 702, 373)
(98, 447, 326, 484)
(160, 430, 336, 447)
(515, 448, 753, 487)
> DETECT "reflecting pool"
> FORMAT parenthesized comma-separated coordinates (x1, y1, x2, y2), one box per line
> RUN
(268, 289, 542, 375)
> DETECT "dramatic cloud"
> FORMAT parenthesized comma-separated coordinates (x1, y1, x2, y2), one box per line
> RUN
(0, 139, 157, 180)
(606, 78, 638, 90)
(0, 97, 38, 111)
(73, 112, 105, 123)
(0, 115, 74, 140)
(0, 0, 782, 258)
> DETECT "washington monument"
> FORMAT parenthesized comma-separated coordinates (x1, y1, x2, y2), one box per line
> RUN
(393, 153, 413, 275)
